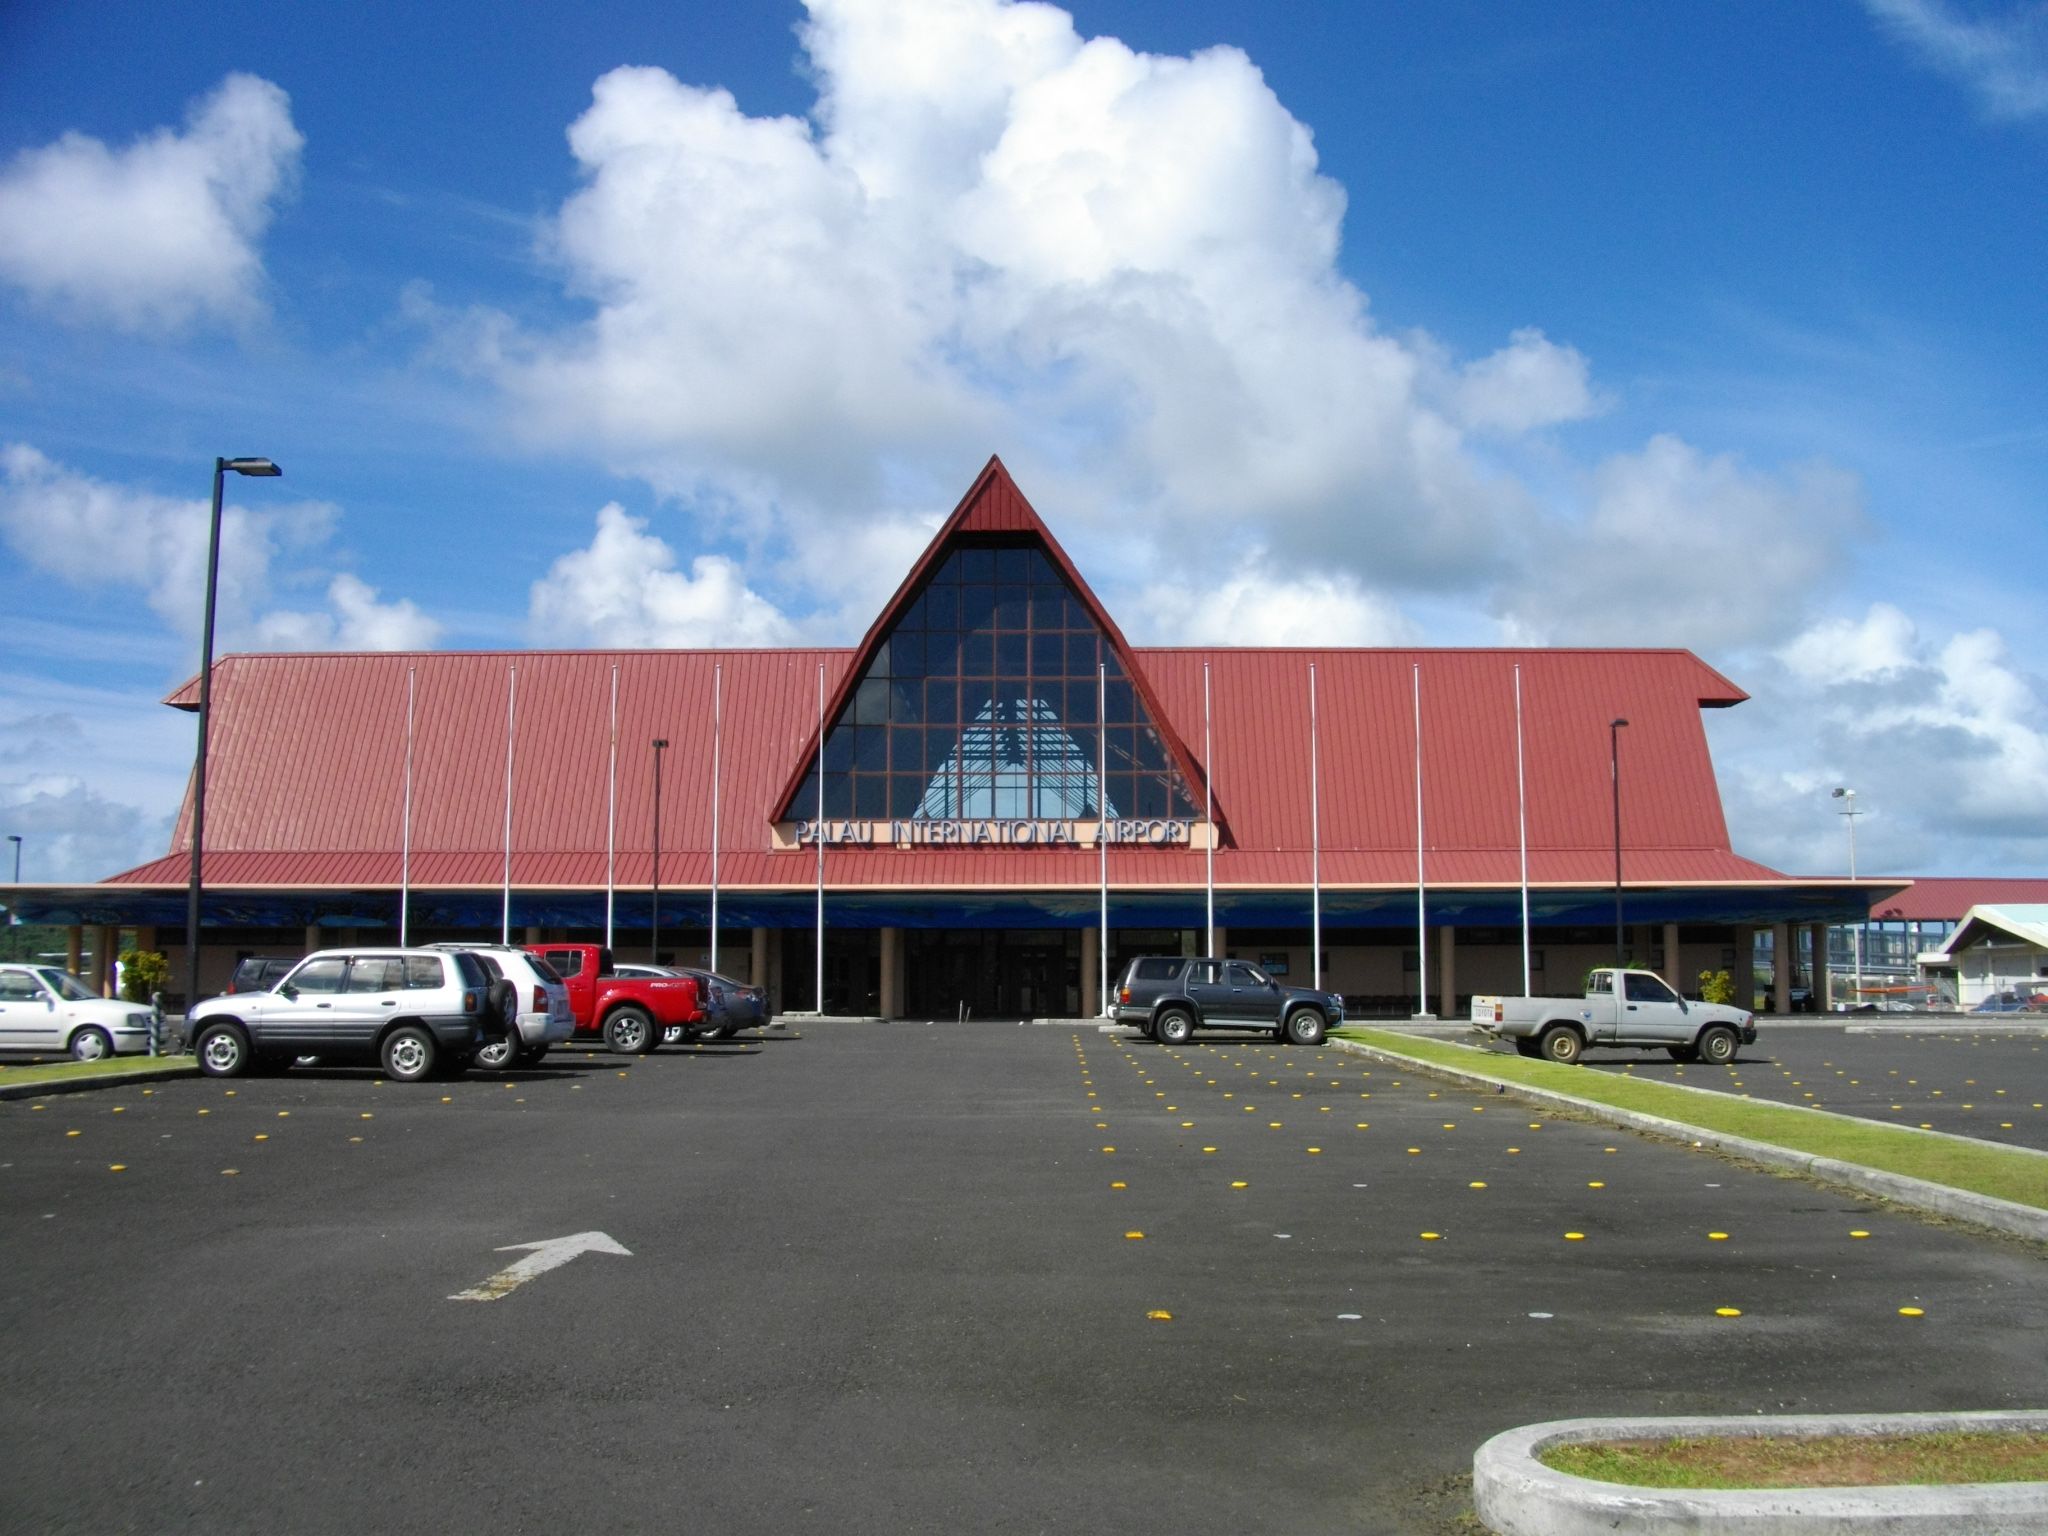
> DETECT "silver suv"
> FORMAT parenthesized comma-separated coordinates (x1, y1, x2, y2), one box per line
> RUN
(426, 944, 574, 1068)
(186, 948, 499, 1082)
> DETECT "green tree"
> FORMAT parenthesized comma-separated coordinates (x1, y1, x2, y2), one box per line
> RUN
(1698, 969, 1735, 1005)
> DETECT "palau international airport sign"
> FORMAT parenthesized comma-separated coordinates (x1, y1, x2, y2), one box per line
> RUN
(781, 818, 1203, 848)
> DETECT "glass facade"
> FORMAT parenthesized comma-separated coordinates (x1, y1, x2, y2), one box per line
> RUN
(780, 539, 1200, 822)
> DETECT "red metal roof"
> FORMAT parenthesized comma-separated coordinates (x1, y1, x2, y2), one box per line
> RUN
(1866, 878, 2048, 923)
(117, 641, 1780, 892)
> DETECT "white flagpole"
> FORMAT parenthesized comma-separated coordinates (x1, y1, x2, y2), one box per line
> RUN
(1515, 663, 1531, 995)
(1098, 661, 1109, 1014)
(815, 663, 825, 1014)
(1204, 660, 1215, 955)
(1414, 662, 1428, 1017)
(605, 663, 618, 951)
(1310, 662, 1321, 991)
(400, 665, 414, 946)
(502, 661, 516, 945)
(711, 660, 722, 977)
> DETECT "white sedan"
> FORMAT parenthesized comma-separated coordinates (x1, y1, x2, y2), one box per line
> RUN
(0, 964, 157, 1059)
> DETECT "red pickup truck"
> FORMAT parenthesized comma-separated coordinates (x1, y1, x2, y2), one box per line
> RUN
(525, 944, 704, 1054)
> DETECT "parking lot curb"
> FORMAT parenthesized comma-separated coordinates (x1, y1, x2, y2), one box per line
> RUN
(1327, 1036, 2048, 1246)
(0, 1060, 201, 1100)
(1472, 1410, 2048, 1534)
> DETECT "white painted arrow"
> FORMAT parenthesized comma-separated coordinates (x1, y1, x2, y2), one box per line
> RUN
(449, 1230, 632, 1302)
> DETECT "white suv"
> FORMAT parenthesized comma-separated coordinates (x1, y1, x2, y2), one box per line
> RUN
(0, 964, 157, 1060)
(186, 948, 498, 1082)
(426, 944, 574, 1068)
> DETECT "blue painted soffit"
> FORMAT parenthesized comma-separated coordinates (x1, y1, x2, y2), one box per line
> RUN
(11, 882, 1881, 931)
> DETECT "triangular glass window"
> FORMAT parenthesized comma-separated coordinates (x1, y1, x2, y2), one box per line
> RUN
(780, 539, 1199, 823)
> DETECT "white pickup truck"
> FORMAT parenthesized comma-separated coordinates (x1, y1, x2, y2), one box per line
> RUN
(1470, 967, 1757, 1065)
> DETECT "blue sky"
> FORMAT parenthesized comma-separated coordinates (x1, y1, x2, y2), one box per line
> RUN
(2, 0, 2045, 882)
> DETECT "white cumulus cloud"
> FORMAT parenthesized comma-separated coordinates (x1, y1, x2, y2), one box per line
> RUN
(529, 502, 798, 647)
(1714, 603, 2048, 874)
(0, 444, 437, 652)
(0, 73, 303, 333)
(1131, 565, 1419, 647)
(1495, 435, 1868, 650)
(435, 0, 1619, 611)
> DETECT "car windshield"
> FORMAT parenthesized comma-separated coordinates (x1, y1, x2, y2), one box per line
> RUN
(35, 968, 97, 1001)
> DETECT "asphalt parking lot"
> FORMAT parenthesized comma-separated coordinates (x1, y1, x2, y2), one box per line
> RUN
(1467, 1019, 2048, 1153)
(3, 1024, 2045, 1535)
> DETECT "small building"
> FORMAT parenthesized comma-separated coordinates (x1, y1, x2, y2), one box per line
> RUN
(18, 457, 1891, 1016)
(1922, 905, 2048, 1009)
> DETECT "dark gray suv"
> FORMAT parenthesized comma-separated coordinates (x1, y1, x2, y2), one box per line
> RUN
(1113, 956, 1343, 1046)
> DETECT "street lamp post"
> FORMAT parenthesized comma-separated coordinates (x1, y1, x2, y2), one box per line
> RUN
(1610, 718, 1629, 968)
(650, 738, 669, 963)
(6, 833, 18, 884)
(1833, 786, 1863, 1009)
(185, 457, 281, 1030)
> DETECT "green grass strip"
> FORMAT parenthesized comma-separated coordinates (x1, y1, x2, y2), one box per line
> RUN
(1333, 1028, 2048, 1211)
(0, 1055, 194, 1089)
(1541, 1431, 2048, 1489)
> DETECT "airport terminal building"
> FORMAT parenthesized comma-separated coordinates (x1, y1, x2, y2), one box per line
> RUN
(23, 458, 1885, 1016)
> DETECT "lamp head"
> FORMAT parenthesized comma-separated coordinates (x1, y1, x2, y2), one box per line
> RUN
(652, 738, 669, 750)
(1610, 717, 1628, 729)
(1832, 786, 1852, 799)
(222, 457, 282, 477)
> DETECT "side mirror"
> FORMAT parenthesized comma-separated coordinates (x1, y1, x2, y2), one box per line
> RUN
(279, 983, 298, 1000)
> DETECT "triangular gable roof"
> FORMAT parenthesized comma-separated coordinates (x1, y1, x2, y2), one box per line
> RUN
(1932, 904, 2048, 959)
(768, 456, 1218, 831)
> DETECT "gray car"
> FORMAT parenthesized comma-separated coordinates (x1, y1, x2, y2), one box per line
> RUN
(1112, 956, 1343, 1046)
(185, 948, 500, 1082)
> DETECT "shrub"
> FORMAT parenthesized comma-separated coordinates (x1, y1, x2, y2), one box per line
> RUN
(119, 948, 171, 1004)
(1698, 969, 1736, 1005)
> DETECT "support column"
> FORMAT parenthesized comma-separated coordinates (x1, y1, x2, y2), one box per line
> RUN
(765, 928, 783, 1014)
(95, 925, 117, 995)
(1631, 924, 1654, 969)
(1733, 925, 1756, 1010)
(1661, 922, 1681, 990)
(305, 923, 323, 955)
(1810, 922, 1831, 1014)
(751, 927, 768, 990)
(879, 927, 902, 1020)
(1213, 926, 1228, 958)
(523, 925, 542, 945)
(1081, 927, 1100, 1017)
(1437, 925, 1457, 1019)
(1771, 922, 1792, 1014)
(67, 926, 82, 977)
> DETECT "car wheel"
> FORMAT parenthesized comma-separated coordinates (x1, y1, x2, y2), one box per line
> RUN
(604, 1006, 656, 1055)
(1538, 1025, 1583, 1065)
(381, 1024, 437, 1083)
(196, 1023, 253, 1078)
(69, 1026, 115, 1062)
(1154, 1008, 1194, 1046)
(1696, 1025, 1738, 1065)
(475, 1032, 519, 1070)
(1284, 1008, 1327, 1047)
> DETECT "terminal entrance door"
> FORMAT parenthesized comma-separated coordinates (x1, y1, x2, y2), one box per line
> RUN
(905, 930, 1081, 1019)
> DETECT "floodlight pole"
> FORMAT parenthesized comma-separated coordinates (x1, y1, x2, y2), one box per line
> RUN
(650, 738, 669, 963)
(185, 457, 280, 1032)
(1610, 717, 1629, 968)
(1834, 786, 1863, 1007)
